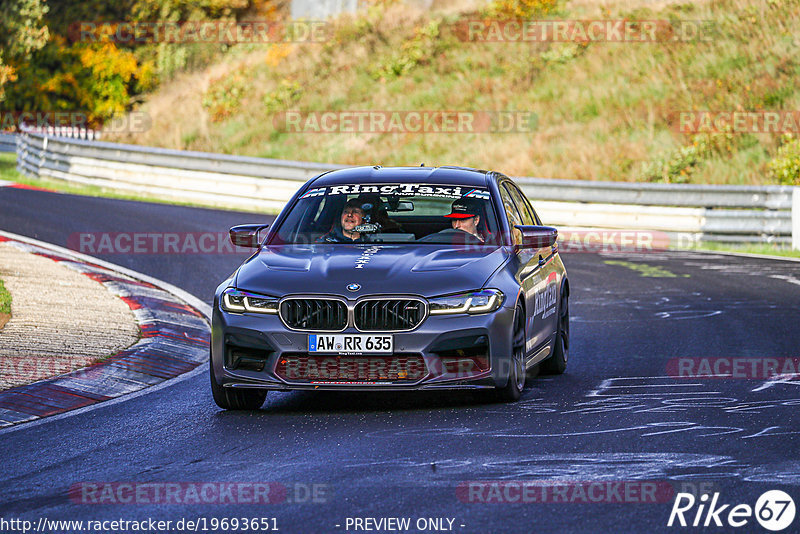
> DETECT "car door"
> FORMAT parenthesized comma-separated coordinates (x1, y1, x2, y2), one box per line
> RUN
(498, 182, 549, 359)
(505, 183, 560, 342)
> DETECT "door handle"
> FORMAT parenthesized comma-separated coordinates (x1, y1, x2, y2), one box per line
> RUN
(538, 255, 545, 266)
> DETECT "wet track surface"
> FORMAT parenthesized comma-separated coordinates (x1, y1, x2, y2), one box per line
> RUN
(1, 188, 800, 533)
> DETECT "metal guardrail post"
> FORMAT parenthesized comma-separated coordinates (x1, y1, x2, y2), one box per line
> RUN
(793, 187, 800, 251)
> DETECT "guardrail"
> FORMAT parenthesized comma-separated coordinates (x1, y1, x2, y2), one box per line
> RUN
(291, 0, 359, 19)
(15, 129, 800, 249)
(0, 133, 15, 152)
(2, 128, 100, 153)
(20, 125, 102, 141)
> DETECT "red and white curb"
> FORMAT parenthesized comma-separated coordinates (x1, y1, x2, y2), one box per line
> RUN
(0, 232, 211, 427)
(0, 181, 52, 191)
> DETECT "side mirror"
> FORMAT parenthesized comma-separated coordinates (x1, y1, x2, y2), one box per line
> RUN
(514, 225, 558, 249)
(229, 224, 270, 248)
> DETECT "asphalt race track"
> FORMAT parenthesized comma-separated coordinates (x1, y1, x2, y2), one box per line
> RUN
(1, 187, 800, 533)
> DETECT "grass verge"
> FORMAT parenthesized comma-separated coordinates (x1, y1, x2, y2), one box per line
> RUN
(0, 277, 11, 329)
(694, 242, 800, 260)
(0, 152, 21, 183)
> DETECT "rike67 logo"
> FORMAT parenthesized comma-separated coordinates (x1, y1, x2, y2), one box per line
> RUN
(668, 490, 796, 531)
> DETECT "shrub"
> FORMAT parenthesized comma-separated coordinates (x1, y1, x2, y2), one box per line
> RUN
(767, 134, 800, 185)
(641, 132, 736, 183)
(202, 73, 246, 121)
(263, 80, 301, 112)
(371, 19, 441, 80)
(483, 0, 560, 18)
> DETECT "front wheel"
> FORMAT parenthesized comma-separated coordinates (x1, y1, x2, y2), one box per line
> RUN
(210, 363, 268, 410)
(496, 304, 526, 402)
(541, 286, 568, 375)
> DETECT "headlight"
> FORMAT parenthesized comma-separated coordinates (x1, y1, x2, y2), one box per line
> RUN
(221, 288, 279, 314)
(428, 289, 504, 315)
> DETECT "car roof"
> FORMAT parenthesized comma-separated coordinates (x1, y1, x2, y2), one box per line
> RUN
(310, 166, 492, 188)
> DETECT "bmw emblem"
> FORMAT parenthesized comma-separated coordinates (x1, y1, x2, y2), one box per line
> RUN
(347, 283, 361, 292)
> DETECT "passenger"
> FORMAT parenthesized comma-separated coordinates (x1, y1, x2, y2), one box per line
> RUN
(444, 197, 485, 243)
(317, 199, 369, 243)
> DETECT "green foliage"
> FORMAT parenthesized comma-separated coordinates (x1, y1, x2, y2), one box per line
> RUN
(540, 43, 586, 65)
(79, 43, 141, 117)
(371, 19, 442, 80)
(0, 0, 50, 58)
(0, 0, 49, 102)
(0, 278, 10, 316)
(641, 132, 737, 183)
(767, 134, 800, 185)
(131, 0, 249, 21)
(483, 0, 560, 18)
(263, 80, 302, 113)
(202, 74, 246, 121)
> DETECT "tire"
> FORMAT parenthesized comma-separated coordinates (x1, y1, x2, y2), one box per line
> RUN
(496, 304, 526, 402)
(541, 285, 568, 375)
(210, 363, 268, 410)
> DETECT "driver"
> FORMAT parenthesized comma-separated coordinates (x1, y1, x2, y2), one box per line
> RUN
(317, 199, 369, 243)
(444, 197, 485, 243)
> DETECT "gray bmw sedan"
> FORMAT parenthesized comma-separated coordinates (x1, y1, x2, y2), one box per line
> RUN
(211, 166, 569, 409)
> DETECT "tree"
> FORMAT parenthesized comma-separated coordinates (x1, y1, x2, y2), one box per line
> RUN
(0, 0, 50, 102)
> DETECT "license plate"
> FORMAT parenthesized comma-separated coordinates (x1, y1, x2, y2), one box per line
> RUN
(309, 334, 393, 354)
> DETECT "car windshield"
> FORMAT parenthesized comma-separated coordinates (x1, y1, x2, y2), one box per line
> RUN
(269, 183, 501, 245)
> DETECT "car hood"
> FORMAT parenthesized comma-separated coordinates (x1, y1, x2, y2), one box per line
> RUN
(233, 244, 510, 298)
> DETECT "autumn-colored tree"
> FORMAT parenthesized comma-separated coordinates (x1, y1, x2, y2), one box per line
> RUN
(1, 0, 283, 125)
(0, 0, 50, 102)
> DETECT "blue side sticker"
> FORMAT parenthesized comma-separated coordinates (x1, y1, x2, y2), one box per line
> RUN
(309, 334, 317, 352)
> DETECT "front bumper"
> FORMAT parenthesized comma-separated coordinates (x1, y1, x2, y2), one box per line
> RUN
(210, 302, 515, 392)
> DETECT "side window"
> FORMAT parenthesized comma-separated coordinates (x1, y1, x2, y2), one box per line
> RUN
(515, 184, 543, 225)
(504, 184, 535, 226)
(499, 184, 523, 245)
(310, 196, 334, 232)
(531, 207, 543, 226)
